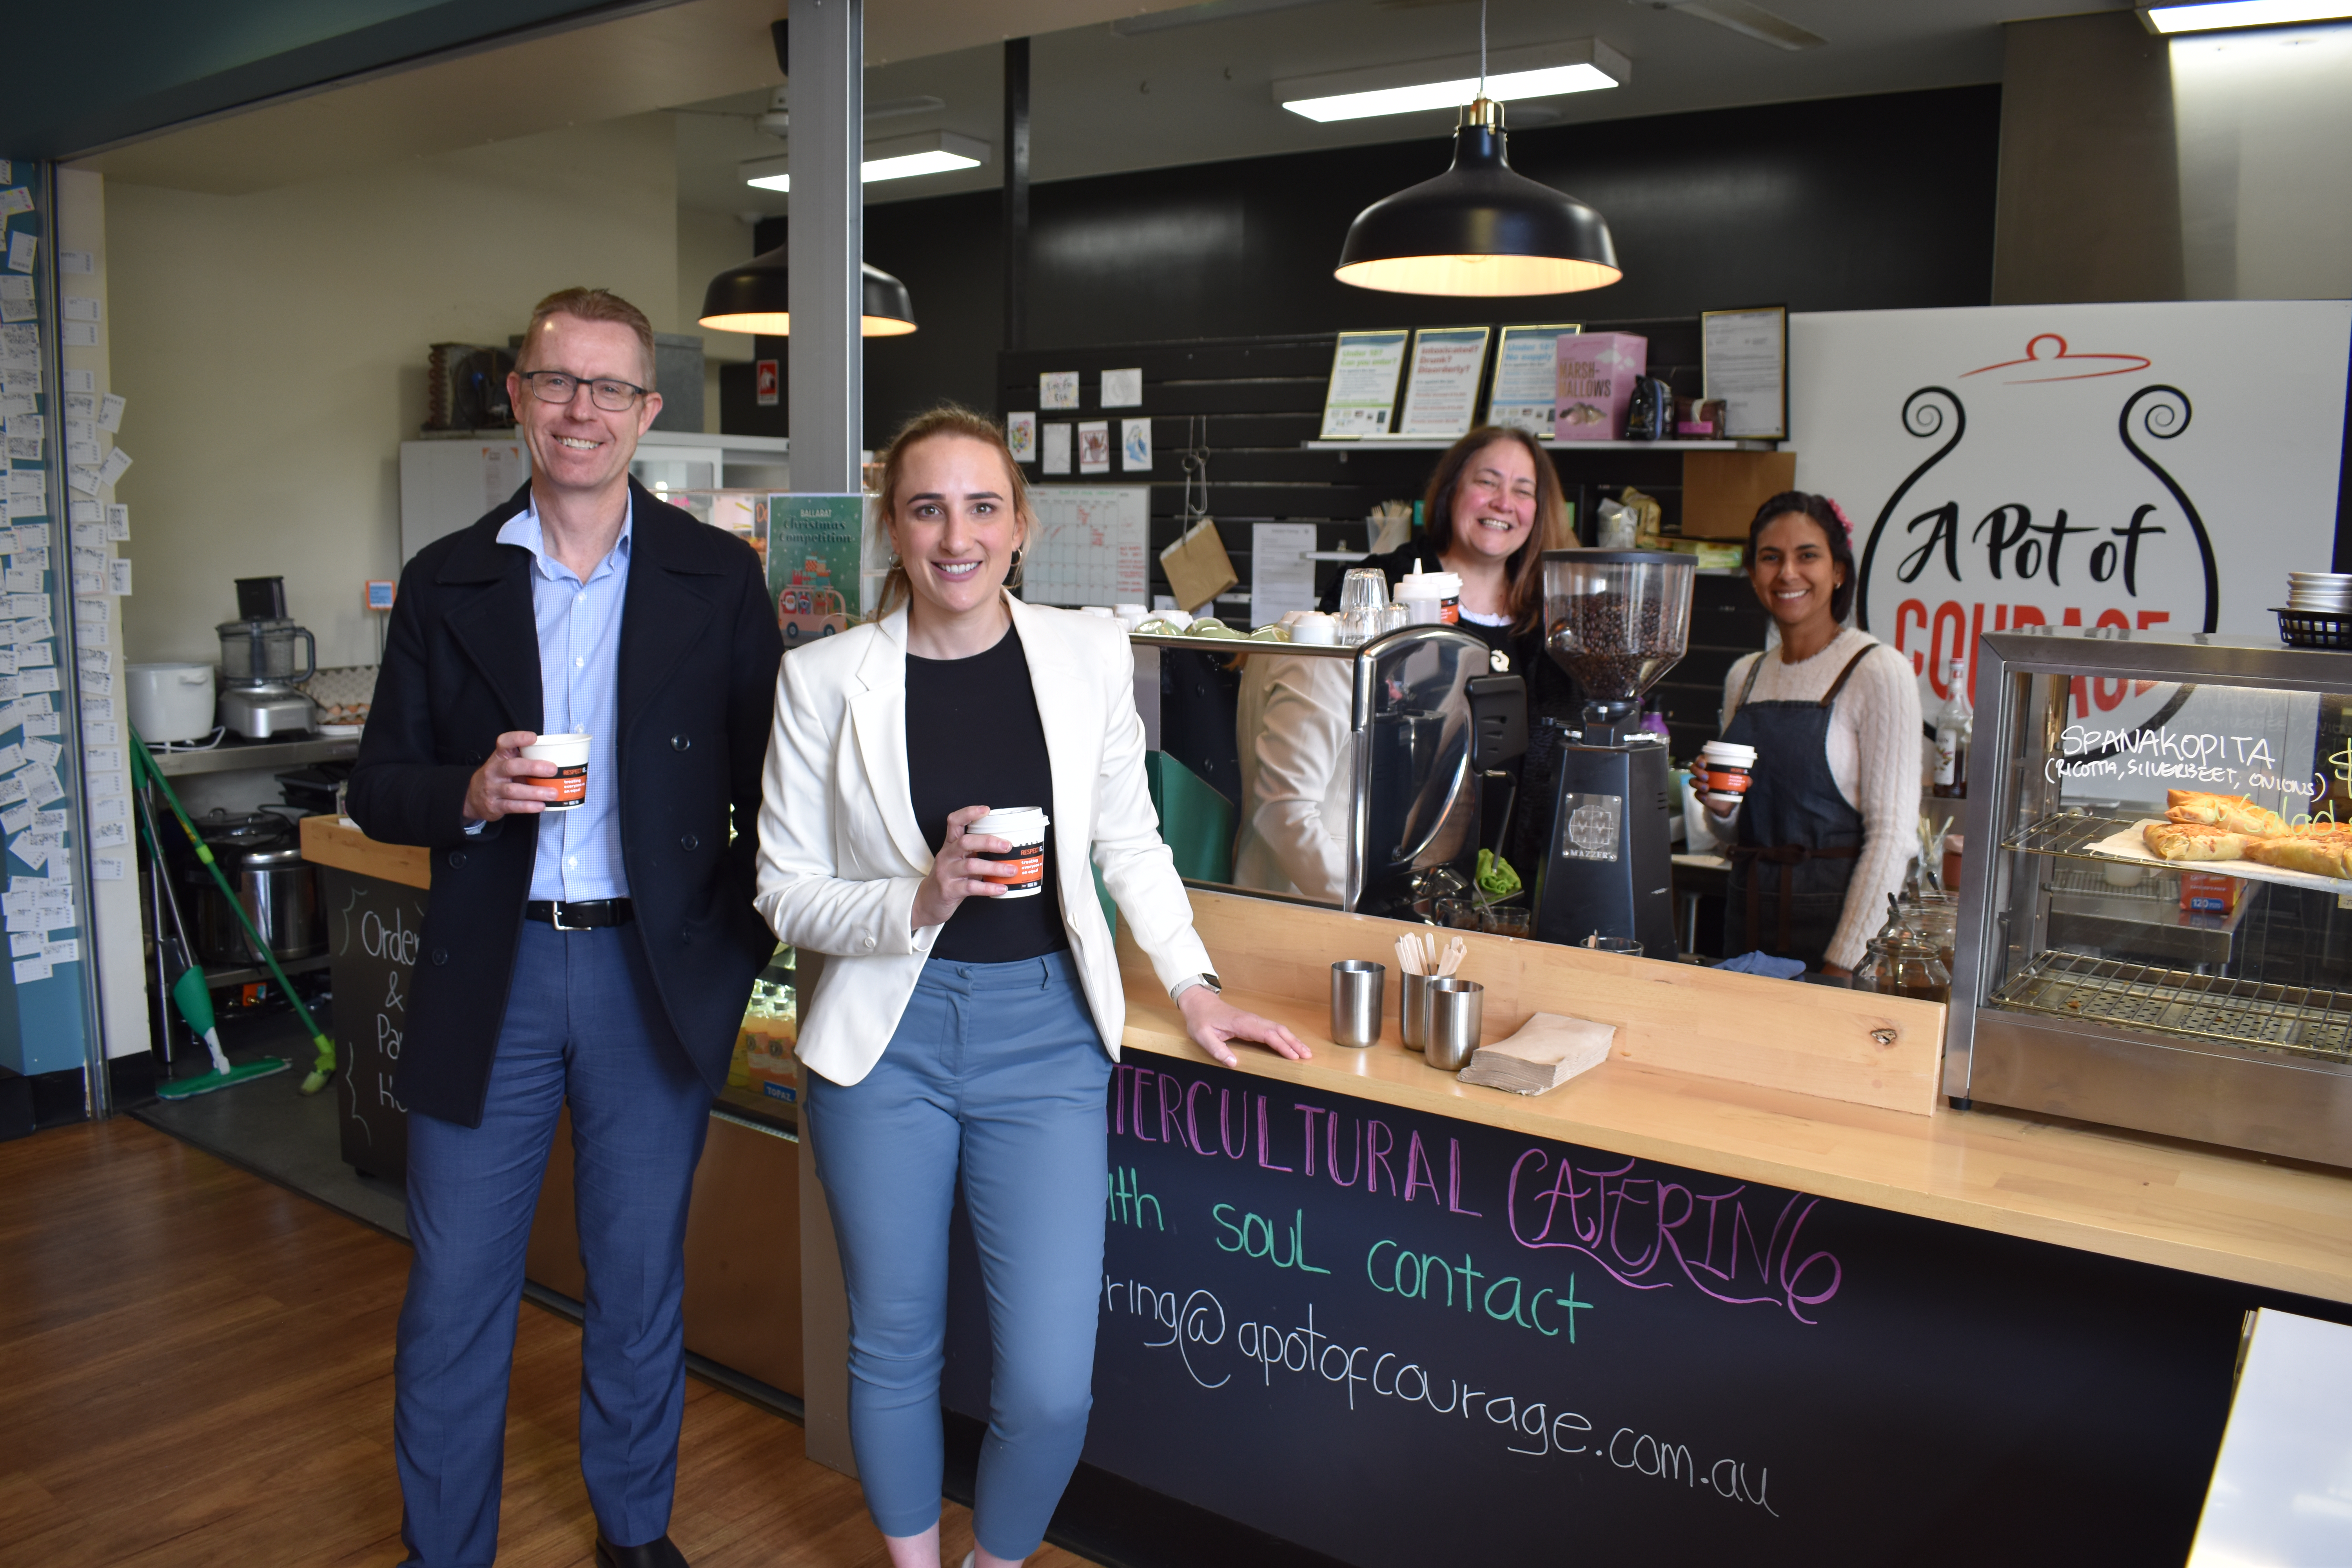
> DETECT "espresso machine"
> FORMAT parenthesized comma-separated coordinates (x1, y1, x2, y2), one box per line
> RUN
(216, 576, 318, 740)
(1531, 549, 1693, 956)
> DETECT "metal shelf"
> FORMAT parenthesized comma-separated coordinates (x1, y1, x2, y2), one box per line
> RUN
(197, 951, 333, 989)
(1989, 951, 2352, 1064)
(146, 737, 359, 777)
(2000, 809, 2140, 864)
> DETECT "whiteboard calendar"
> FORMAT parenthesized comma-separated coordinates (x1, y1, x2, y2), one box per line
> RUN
(1023, 486, 1150, 606)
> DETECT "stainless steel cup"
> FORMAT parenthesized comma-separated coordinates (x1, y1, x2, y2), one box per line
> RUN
(1400, 971, 1434, 1052)
(1330, 960, 1385, 1048)
(1424, 977, 1485, 1070)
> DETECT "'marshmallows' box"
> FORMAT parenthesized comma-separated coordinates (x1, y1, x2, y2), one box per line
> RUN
(1554, 332, 1647, 441)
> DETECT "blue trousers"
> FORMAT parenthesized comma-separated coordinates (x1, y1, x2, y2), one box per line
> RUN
(396, 922, 712, 1568)
(808, 950, 1112, 1560)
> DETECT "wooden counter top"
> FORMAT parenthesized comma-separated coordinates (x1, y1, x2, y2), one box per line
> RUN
(1120, 894, 2352, 1306)
(301, 815, 431, 890)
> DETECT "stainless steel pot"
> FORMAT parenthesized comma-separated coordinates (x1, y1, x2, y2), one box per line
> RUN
(187, 813, 322, 966)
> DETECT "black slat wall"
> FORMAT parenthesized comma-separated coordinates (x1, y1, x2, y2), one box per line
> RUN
(998, 322, 1769, 757)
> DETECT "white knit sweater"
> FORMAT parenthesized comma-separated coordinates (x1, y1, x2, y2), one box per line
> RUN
(1720, 628, 1922, 971)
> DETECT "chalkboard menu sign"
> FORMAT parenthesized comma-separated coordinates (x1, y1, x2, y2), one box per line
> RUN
(943, 1058, 2352, 1566)
(323, 866, 426, 1183)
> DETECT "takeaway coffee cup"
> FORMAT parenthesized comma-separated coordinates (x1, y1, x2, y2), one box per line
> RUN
(971, 806, 1051, 898)
(519, 731, 591, 811)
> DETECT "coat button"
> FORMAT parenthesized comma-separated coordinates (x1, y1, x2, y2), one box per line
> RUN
(680, 833, 699, 852)
(448, 850, 466, 868)
(672, 734, 691, 751)
(432, 948, 448, 966)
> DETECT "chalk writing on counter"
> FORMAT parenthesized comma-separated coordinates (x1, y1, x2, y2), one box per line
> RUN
(1101, 1279, 1781, 1515)
(1509, 1150, 1843, 1323)
(1111, 1063, 1845, 1324)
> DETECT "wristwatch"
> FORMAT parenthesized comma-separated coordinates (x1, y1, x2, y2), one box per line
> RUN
(1170, 973, 1223, 1002)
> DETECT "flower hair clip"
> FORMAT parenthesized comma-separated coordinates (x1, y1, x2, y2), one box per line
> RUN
(1824, 496, 1853, 541)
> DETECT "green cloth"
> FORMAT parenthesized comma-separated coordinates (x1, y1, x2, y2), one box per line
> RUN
(1144, 751, 1235, 885)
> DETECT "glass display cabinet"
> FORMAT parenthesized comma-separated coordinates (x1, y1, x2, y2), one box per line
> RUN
(1947, 630, 2352, 1167)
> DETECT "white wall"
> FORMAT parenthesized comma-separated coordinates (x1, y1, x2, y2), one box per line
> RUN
(106, 113, 687, 669)
(2173, 24, 2352, 301)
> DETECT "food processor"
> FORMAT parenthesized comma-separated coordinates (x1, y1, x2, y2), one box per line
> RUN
(216, 576, 318, 740)
(1530, 550, 1693, 956)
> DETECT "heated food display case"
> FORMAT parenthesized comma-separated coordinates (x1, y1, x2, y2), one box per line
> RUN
(1946, 631, 2352, 1167)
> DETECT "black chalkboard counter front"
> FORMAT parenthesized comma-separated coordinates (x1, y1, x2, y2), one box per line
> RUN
(913, 891, 2352, 1568)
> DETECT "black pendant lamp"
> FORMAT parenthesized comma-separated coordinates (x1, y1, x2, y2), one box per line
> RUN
(698, 245, 918, 336)
(1335, 98, 1620, 297)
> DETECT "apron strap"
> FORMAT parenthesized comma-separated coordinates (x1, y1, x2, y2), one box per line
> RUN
(1817, 644, 1876, 708)
(1731, 843, 1862, 957)
(1726, 652, 1766, 726)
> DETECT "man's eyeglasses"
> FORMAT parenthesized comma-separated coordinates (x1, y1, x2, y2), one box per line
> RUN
(517, 370, 649, 413)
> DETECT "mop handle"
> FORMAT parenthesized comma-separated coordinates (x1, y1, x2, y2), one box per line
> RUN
(129, 732, 336, 1084)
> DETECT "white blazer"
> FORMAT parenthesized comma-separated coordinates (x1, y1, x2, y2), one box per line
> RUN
(754, 594, 1213, 1087)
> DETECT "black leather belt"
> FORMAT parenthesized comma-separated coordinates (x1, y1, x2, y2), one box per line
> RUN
(525, 898, 634, 930)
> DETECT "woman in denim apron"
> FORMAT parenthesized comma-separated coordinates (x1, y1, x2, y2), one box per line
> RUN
(1714, 494, 1922, 976)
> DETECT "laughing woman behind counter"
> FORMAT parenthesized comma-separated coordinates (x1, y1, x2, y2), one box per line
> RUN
(755, 407, 1306, 1568)
(1717, 492, 1920, 976)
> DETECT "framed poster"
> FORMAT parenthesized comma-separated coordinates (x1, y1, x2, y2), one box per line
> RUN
(1702, 306, 1789, 441)
(1396, 326, 1491, 439)
(1486, 323, 1581, 435)
(1318, 329, 1410, 438)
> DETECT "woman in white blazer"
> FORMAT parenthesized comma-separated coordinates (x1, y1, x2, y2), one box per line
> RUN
(755, 407, 1306, 1568)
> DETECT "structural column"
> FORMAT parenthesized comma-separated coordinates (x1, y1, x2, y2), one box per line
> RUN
(787, 0, 864, 492)
(787, 0, 862, 1477)
(1003, 36, 1030, 353)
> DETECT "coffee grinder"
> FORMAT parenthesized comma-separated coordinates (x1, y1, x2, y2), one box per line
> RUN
(1531, 550, 1693, 956)
(216, 575, 318, 740)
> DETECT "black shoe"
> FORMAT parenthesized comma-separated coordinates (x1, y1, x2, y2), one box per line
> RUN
(594, 1535, 689, 1568)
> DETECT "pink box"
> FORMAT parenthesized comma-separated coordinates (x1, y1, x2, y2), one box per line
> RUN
(1554, 333, 1648, 441)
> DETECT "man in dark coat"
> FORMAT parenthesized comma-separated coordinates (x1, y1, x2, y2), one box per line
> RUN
(349, 287, 781, 1568)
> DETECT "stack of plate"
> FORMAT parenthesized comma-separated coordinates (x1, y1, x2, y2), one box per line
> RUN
(2287, 572, 2352, 612)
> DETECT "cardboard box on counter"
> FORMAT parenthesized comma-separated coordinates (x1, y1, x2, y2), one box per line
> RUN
(1679, 449, 1797, 538)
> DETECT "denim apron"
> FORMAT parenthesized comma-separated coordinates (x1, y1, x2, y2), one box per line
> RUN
(1721, 645, 1875, 969)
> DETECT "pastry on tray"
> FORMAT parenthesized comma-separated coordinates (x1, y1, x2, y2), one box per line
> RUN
(2164, 790, 2286, 836)
(2245, 835, 2352, 879)
(2142, 822, 2254, 862)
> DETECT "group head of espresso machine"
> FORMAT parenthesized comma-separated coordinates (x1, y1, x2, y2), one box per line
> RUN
(1530, 549, 1695, 959)
(1127, 623, 1525, 918)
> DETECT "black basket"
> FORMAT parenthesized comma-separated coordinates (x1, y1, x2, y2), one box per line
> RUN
(2275, 607, 2352, 649)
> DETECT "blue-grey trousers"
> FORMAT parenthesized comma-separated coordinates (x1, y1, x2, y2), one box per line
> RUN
(395, 922, 712, 1568)
(807, 949, 1112, 1560)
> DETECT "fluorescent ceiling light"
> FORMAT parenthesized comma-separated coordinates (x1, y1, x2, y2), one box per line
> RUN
(2143, 0, 2352, 30)
(1277, 40, 1628, 123)
(741, 130, 990, 193)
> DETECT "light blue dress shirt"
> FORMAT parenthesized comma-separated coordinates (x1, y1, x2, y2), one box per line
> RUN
(495, 496, 632, 902)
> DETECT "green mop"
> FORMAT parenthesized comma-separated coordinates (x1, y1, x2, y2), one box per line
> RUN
(131, 729, 337, 1095)
(139, 775, 290, 1099)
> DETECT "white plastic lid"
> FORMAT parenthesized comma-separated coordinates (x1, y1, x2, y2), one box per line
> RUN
(1395, 558, 1463, 599)
(972, 806, 1049, 844)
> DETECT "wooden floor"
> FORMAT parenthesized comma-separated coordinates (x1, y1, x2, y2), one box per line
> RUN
(0, 1118, 1091, 1568)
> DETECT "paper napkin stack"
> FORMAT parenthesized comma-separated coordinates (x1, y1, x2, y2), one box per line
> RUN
(1457, 1012, 1615, 1096)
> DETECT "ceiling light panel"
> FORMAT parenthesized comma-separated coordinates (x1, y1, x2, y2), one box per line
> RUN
(1277, 40, 1630, 123)
(2143, 1, 2352, 30)
(740, 129, 991, 192)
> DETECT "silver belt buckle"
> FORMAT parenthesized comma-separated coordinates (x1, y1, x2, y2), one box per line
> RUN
(550, 901, 582, 932)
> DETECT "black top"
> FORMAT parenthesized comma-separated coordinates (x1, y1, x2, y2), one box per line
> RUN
(905, 624, 1069, 963)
